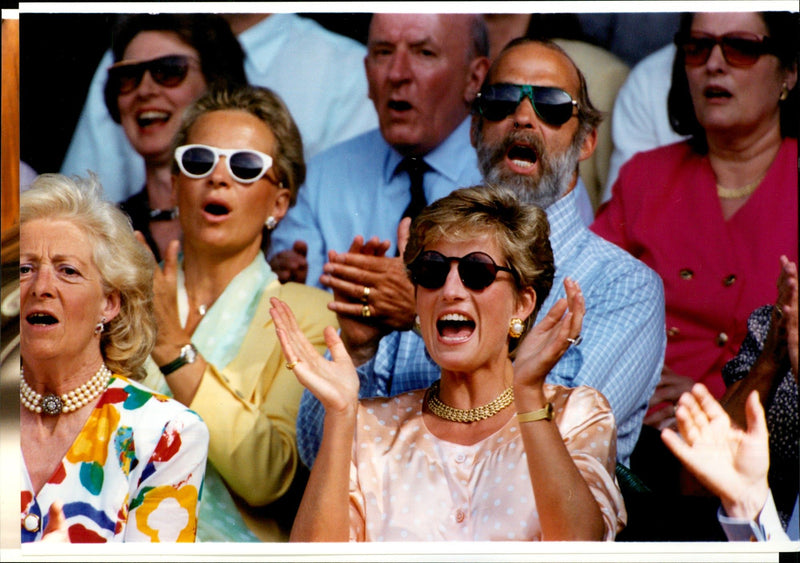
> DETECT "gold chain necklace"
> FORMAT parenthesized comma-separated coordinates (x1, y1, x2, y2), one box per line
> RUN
(716, 172, 766, 200)
(425, 380, 514, 423)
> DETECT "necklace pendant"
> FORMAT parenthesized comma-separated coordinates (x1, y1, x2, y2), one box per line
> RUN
(198, 304, 207, 316)
(40, 393, 63, 416)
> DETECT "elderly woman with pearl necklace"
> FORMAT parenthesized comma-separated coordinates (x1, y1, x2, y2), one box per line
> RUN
(19, 173, 208, 543)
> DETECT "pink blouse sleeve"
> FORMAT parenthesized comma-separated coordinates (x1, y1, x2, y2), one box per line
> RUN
(551, 385, 627, 539)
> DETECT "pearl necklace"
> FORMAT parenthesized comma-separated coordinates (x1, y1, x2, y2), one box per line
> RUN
(425, 379, 514, 423)
(20, 364, 112, 415)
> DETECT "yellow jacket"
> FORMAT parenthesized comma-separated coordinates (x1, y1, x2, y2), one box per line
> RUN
(144, 281, 336, 508)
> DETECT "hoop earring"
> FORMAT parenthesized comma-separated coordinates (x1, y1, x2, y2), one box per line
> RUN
(509, 318, 525, 339)
(94, 317, 107, 336)
(265, 216, 278, 230)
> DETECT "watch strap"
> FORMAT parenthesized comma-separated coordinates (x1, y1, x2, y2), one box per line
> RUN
(158, 343, 197, 376)
(517, 402, 554, 423)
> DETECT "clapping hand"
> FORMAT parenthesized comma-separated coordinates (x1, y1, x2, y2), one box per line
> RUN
(661, 384, 770, 521)
(269, 297, 359, 416)
(513, 278, 585, 390)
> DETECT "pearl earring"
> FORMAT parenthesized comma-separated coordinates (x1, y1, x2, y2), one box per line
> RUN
(508, 318, 525, 339)
(265, 216, 278, 230)
(94, 317, 107, 336)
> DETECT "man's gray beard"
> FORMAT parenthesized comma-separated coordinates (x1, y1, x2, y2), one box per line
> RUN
(478, 133, 582, 209)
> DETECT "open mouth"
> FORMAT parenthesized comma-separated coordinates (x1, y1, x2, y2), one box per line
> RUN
(27, 313, 58, 326)
(388, 100, 413, 111)
(204, 202, 230, 216)
(704, 86, 732, 99)
(436, 313, 475, 342)
(136, 110, 171, 127)
(507, 143, 538, 168)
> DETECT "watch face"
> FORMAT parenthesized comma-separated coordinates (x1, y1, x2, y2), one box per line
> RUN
(183, 344, 197, 363)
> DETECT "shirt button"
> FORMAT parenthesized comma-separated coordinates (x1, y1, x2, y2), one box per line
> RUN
(455, 453, 466, 463)
(455, 509, 465, 523)
(679, 269, 694, 280)
(667, 326, 681, 337)
(722, 274, 736, 287)
(23, 513, 40, 532)
(716, 332, 729, 346)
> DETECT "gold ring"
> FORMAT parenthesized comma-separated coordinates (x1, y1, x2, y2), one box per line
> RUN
(361, 304, 371, 318)
(286, 360, 300, 370)
(361, 286, 371, 304)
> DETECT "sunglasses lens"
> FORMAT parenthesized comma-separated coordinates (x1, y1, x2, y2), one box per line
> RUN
(110, 65, 144, 95)
(150, 55, 190, 87)
(180, 146, 215, 177)
(722, 37, 764, 66)
(410, 252, 449, 289)
(229, 151, 268, 182)
(532, 87, 576, 126)
(681, 38, 713, 65)
(458, 253, 498, 290)
(478, 84, 523, 121)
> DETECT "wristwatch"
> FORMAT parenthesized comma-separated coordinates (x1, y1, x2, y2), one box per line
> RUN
(158, 343, 198, 376)
(516, 402, 554, 423)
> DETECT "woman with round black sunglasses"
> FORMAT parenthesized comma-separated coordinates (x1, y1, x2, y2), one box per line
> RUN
(592, 11, 797, 533)
(270, 184, 626, 541)
(103, 14, 247, 264)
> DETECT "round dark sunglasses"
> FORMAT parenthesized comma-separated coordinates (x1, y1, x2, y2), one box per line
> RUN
(675, 32, 776, 68)
(175, 144, 274, 184)
(474, 83, 579, 126)
(408, 250, 516, 291)
(107, 54, 196, 95)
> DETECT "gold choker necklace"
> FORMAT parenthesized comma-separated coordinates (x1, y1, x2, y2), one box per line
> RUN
(20, 364, 112, 415)
(716, 173, 766, 200)
(425, 380, 514, 423)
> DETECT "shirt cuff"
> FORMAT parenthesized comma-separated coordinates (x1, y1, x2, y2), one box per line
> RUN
(718, 490, 789, 541)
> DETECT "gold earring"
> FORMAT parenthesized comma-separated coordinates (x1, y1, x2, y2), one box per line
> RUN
(780, 83, 789, 101)
(509, 318, 525, 339)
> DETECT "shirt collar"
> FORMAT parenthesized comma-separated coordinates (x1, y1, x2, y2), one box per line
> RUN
(545, 189, 585, 263)
(237, 14, 294, 75)
(384, 117, 473, 184)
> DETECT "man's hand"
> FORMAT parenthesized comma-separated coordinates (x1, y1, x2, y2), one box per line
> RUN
(644, 365, 696, 430)
(269, 240, 309, 284)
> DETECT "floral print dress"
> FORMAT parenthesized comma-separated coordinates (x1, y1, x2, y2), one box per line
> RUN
(21, 375, 209, 542)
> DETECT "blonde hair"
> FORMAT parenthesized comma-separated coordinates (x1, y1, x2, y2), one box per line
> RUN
(20, 173, 156, 380)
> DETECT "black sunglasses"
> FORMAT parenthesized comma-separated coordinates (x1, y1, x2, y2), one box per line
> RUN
(107, 54, 197, 95)
(408, 250, 516, 291)
(474, 83, 579, 126)
(675, 32, 776, 68)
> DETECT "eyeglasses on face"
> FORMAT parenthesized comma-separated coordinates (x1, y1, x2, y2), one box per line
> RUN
(174, 144, 274, 184)
(675, 32, 776, 67)
(107, 54, 197, 95)
(407, 250, 516, 291)
(474, 83, 579, 126)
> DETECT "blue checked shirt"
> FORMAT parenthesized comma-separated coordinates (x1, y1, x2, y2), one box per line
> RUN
(297, 190, 666, 468)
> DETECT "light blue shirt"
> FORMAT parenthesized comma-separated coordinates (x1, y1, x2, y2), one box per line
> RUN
(296, 189, 666, 468)
(270, 118, 483, 288)
(60, 14, 377, 203)
(718, 492, 797, 542)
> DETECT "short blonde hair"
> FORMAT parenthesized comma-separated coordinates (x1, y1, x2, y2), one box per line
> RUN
(404, 184, 554, 354)
(20, 173, 156, 380)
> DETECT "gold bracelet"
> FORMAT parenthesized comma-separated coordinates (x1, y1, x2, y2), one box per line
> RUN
(517, 402, 554, 423)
